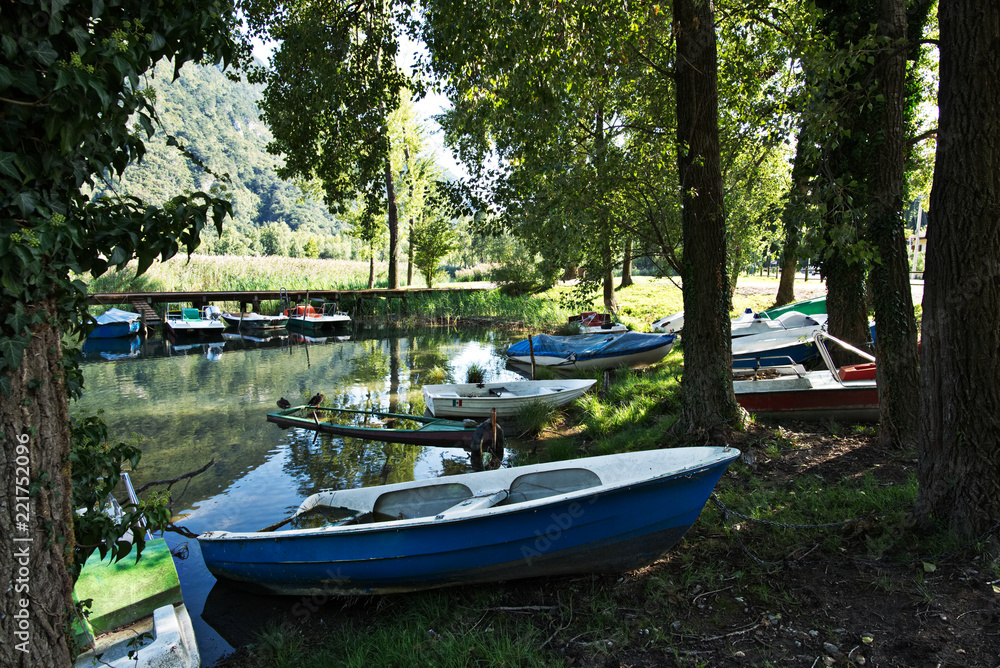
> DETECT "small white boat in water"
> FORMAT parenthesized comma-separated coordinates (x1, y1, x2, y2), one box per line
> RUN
(423, 379, 597, 418)
(283, 298, 351, 331)
(221, 311, 289, 330)
(163, 304, 226, 337)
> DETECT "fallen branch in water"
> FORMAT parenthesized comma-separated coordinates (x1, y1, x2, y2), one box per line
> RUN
(134, 459, 214, 495)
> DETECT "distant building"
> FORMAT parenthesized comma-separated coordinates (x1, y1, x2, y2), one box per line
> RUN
(907, 204, 928, 273)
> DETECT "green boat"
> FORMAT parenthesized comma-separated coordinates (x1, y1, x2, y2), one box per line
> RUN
(760, 295, 827, 319)
(267, 405, 481, 449)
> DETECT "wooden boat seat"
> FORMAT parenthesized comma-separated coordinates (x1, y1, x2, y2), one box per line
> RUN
(501, 468, 602, 505)
(373, 483, 473, 520)
(434, 490, 509, 519)
(838, 362, 877, 381)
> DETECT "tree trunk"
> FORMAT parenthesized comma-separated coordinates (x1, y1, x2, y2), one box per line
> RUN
(915, 0, 1000, 540)
(868, 0, 920, 449)
(407, 222, 415, 286)
(368, 243, 376, 289)
(385, 156, 399, 289)
(673, 0, 739, 435)
(405, 147, 415, 287)
(775, 141, 811, 307)
(619, 237, 634, 289)
(823, 252, 872, 365)
(0, 299, 75, 667)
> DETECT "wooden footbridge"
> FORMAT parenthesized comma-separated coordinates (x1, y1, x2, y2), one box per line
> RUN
(87, 286, 492, 328)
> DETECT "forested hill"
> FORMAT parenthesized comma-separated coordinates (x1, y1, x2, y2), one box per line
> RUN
(94, 60, 343, 251)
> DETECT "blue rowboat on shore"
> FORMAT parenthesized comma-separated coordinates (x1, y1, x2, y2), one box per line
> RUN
(197, 447, 739, 596)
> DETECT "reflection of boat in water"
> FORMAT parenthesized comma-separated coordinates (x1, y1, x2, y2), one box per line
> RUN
(198, 447, 739, 596)
(201, 582, 299, 653)
(168, 339, 225, 360)
(81, 335, 142, 361)
(289, 332, 351, 345)
(222, 331, 288, 346)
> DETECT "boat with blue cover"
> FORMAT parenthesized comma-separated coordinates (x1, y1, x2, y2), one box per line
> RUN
(505, 331, 677, 371)
(197, 447, 739, 596)
(87, 307, 141, 339)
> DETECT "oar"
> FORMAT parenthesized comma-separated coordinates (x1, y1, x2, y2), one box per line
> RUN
(259, 513, 300, 532)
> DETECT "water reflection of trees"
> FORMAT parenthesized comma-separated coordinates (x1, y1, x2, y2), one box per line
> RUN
(282, 430, 420, 497)
(77, 325, 523, 507)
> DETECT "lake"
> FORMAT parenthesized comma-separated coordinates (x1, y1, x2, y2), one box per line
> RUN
(73, 324, 527, 665)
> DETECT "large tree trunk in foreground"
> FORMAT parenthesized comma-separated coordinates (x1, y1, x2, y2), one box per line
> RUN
(868, 0, 919, 449)
(915, 0, 1000, 540)
(673, 0, 739, 435)
(0, 299, 75, 667)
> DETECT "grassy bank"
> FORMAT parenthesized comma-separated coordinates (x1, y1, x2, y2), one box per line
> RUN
(207, 271, 996, 668)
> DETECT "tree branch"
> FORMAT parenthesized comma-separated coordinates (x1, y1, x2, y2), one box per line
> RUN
(134, 459, 214, 494)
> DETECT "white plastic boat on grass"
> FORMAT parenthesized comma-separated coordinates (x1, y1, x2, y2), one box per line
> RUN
(567, 312, 628, 334)
(423, 379, 597, 418)
(730, 310, 828, 338)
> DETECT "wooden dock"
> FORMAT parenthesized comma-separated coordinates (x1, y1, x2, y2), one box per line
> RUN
(88, 286, 492, 320)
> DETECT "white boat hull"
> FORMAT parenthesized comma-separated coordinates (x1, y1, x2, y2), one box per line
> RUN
(423, 379, 597, 418)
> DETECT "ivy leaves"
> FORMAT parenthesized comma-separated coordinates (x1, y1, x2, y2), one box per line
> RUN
(1, 0, 240, 393)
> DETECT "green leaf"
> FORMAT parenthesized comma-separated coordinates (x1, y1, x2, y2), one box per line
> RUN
(5, 303, 31, 335)
(26, 40, 59, 67)
(0, 152, 20, 180)
(0, 334, 30, 371)
(10, 191, 38, 215)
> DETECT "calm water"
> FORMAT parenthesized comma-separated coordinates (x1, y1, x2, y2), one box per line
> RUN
(74, 324, 526, 665)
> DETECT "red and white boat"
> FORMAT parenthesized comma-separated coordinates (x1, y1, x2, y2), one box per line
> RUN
(568, 312, 627, 334)
(734, 332, 878, 422)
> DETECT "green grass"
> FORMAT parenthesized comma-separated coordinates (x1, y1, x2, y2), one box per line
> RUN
(86, 254, 378, 293)
(247, 591, 559, 668)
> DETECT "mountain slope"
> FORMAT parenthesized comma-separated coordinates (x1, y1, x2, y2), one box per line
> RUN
(95, 61, 343, 243)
